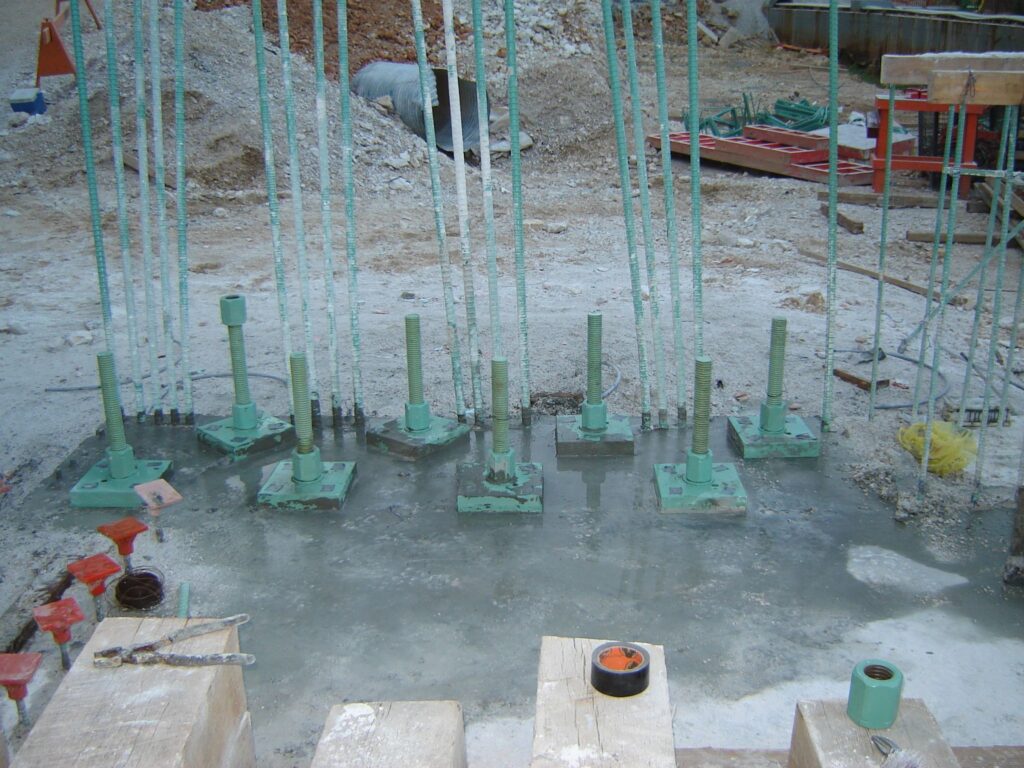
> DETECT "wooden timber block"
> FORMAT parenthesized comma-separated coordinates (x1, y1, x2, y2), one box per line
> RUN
(929, 70, 1024, 106)
(787, 699, 958, 768)
(881, 53, 1024, 86)
(11, 617, 254, 768)
(310, 701, 466, 768)
(531, 636, 675, 768)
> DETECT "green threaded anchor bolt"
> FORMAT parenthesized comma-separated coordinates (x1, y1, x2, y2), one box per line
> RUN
(581, 312, 608, 432)
(221, 295, 258, 431)
(98, 351, 136, 479)
(289, 353, 323, 483)
(685, 355, 713, 485)
(760, 317, 787, 435)
(488, 357, 515, 483)
(404, 314, 431, 432)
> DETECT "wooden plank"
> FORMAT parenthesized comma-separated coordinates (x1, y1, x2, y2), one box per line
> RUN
(928, 70, 1024, 106)
(310, 701, 466, 768)
(787, 699, 958, 768)
(819, 204, 864, 234)
(834, 367, 889, 391)
(976, 182, 1024, 250)
(797, 246, 939, 301)
(531, 636, 675, 768)
(676, 747, 1024, 768)
(881, 53, 1024, 85)
(743, 125, 828, 151)
(817, 190, 956, 208)
(906, 229, 1017, 247)
(11, 617, 254, 768)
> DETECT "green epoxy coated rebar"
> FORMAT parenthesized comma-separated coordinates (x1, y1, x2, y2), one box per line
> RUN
(228, 324, 251, 405)
(587, 313, 603, 406)
(600, 0, 652, 430)
(820, 0, 839, 432)
(291, 355, 315, 455)
(410, 0, 467, 421)
(868, 86, 896, 419)
(173, 0, 192, 422)
(492, 357, 510, 458)
(503, 0, 532, 422)
(650, 0, 686, 421)
(132, 0, 162, 421)
(69, 0, 116, 361)
(149, 0, 180, 418)
(251, 0, 294, 415)
(406, 315, 425, 406)
(312, 0, 343, 421)
(620, 0, 667, 426)
(276, 0, 321, 418)
(766, 318, 786, 407)
(691, 356, 712, 456)
(685, 0, 705, 357)
(337, 0, 365, 421)
(102, 0, 144, 419)
(471, 0, 502, 359)
(98, 352, 128, 452)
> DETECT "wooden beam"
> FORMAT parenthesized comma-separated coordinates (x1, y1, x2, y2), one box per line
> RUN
(797, 246, 939, 301)
(815, 190, 958, 209)
(881, 53, 1024, 85)
(928, 70, 1024, 106)
(834, 368, 889, 391)
(906, 229, 1017, 246)
(677, 747, 1024, 768)
(819, 204, 864, 234)
(531, 636, 675, 768)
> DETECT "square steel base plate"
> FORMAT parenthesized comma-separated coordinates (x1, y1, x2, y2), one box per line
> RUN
(555, 414, 635, 457)
(366, 415, 470, 460)
(653, 462, 748, 513)
(456, 462, 543, 513)
(197, 415, 293, 458)
(727, 413, 820, 459)
(70, 459, 173, 508)
(257, 460, 356, 510)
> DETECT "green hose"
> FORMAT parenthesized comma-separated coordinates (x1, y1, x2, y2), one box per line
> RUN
(820, 0, 839, 433)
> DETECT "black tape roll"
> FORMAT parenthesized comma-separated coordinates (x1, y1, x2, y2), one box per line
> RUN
(590, 641, 650, 697)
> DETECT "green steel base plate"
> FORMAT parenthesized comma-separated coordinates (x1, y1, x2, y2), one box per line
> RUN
(456, 462, 543, 513)
(70, 459, 173, 509)
(554, 414, 635, 457)
(726, 412, 820, 459)
(257, 460, 356, 510)
(197, 415, 293, 459)
(653, 462, 748, 514)
(365, 415, 470, 460)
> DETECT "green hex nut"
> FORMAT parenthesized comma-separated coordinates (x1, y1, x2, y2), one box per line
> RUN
(847, 659, 903, 729)
(220, 294, 247, 326)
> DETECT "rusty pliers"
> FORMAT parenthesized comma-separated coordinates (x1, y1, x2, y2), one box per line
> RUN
(93, 614, 255, 668)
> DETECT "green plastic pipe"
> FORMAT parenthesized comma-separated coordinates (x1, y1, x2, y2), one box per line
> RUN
(312, 0, 343, 423)
(276, 0, 321, 421)
(132, 0, 162, 422)
(868, 87, 896, 419)
(820, 0, 839, 433)
(102, 0, 145, 420)
(649, 0, 687, 422)
(441, 0, 483, 422)
(173, 0, 193, 423)
(409, 0, 467, 421)
(600, 0, 653, 430)
(470, 0, 503, 360)
(251, 0, 295, 415)
(69, 0, 117, 369)
(149, 0, 181, 419)
(620, 0, 667, 427)
(503, 0, 532, 424)
(685, 0, 704, 358)
(336, 0, 365, 422)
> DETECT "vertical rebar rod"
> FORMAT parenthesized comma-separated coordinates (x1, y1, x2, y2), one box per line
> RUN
(470, 0, 502, 359)
(336, 0, 365, 422)
(620, 0, 667, 427)
(98, 352, 128, 452)
(312, 0, 343, 423)
(587, 312, 603, 405)
(820, 0, 839, 432)
(149, 0, 180, 419)
(492, 357, 510, 456)
(290, 354, 315, 454)
(276, 0, 321, 422)
(441, 0, 483, 422)
(685, 0, 704, 356)
(132, 0, 162, 422)
(102, 0, 144, 420)
(600, 0, 652, 430)
(868, 86, 896, 419)
(958, 109, 1012, 425)
(918, 101, 968, 494)
(69, 0, 116, 359)
(691, 356, 711, 456)
(912, 105, 956, 419)
(251, 0, 294, 415)
(503, 0, 531, 423)
(406, 314, 425, 406)
(173, 0, 192, 423)
(650, 0, 686, 422)
(410, 0, 467, 421)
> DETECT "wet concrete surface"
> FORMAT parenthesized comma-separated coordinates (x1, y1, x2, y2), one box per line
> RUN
(20, 415, 1024, 764)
